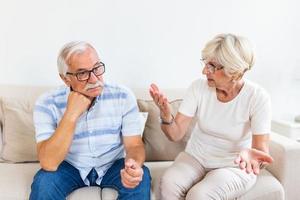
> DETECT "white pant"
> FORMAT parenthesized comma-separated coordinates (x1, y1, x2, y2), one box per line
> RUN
(159, 152, 257, 200)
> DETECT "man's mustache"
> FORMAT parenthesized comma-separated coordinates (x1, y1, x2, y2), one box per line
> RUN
(84, 81, 104, 91)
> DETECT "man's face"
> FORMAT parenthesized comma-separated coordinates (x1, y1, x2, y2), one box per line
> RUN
(63, 47, 104, 98)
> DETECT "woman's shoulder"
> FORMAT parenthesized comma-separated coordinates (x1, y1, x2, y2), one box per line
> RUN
(243, 79, 270, 101)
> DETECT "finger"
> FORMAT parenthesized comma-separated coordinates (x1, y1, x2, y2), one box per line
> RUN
(234, 155, 241, 164)
(253, 149, 274, 163)
(121, 170, 137, 188)
(121, 169, 142, 186)
(149, 88, 155, 99)
(252, 162, 260, 175)
(246, 161, 253, 174)
(239, 161, 246, 169)
(150, 83, 160, 93)
(161, 98, 169, 112)
(126, 166, 143, 177)
(262, 154, 274, 164)
(125, 158, 136, 169)
(158, 94, 164, 106)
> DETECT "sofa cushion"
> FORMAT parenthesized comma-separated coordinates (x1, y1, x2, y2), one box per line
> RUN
(137, 99, 196, 161)
(0, 85, 53, 162)
(0, 96, 39, 162)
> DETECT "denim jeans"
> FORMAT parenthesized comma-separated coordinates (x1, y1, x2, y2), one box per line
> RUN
(29, 158, 151, 200)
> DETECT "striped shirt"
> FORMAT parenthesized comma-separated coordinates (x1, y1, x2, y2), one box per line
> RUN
(33, 82, 142, 185)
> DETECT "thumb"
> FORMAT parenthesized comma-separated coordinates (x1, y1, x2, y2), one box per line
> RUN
(125, 158, 137, 169)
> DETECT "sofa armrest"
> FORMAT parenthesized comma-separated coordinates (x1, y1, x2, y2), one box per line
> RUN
(267, 132, 300, 200)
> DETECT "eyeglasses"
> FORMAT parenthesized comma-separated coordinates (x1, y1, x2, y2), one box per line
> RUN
(66, 62, 105, 81)
(200, 59, 223, 74)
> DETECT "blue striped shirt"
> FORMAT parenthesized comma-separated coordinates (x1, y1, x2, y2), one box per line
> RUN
(33, 82, 142, 185)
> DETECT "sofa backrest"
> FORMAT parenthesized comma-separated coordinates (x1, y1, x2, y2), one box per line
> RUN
(0, 85, 193, 163)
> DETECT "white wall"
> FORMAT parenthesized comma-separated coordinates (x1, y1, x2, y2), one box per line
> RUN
(0, 0, 299, 119)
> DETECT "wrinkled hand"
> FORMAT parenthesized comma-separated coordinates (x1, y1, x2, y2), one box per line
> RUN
(65, 91, 92, 120)
(149, 83, 172, 121)
(234, 148, 274, 175)
(120, 158, 144, 188)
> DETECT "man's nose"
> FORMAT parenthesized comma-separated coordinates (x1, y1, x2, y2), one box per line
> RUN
(88, 71, 99, 82)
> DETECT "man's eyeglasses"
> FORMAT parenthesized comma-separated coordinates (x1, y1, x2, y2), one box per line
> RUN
(66, 62, 105, 81)
(200, 59, 223, 74)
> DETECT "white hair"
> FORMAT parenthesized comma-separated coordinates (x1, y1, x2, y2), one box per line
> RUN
(202, 33, 255, 78)
(57, 41, 95, 75)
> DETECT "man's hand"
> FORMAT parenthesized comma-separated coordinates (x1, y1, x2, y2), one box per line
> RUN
(234, 148, 274, 175)
(120, 158, 144, 188)
(149, 83, 172, 122)
(65, 91, 92, 121)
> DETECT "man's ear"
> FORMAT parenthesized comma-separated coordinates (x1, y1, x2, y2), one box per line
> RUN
(59, 74, 71, 87)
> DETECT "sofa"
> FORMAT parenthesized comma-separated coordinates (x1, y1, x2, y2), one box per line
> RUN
(0, 85, 299, 200)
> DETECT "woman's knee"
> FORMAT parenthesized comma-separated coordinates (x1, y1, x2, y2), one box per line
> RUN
(186, 186, 223, 200)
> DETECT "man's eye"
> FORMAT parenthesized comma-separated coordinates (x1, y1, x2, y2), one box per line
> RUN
(77, 71, 88, 76)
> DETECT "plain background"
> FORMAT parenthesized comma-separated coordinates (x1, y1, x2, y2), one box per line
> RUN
(0, 0, 299, 120)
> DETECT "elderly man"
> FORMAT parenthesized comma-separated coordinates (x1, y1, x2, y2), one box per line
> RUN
(29, 41, 151, 200)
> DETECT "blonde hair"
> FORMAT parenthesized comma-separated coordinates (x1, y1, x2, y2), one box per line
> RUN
(57, 41, 94, 76)
(202, 33, 255, 79)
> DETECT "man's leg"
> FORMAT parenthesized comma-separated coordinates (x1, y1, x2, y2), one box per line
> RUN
(100, 158, 151, 200)
(30, 161, 86, 200)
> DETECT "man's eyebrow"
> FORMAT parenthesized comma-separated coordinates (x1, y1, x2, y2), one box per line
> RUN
(75, 62, 101, 72)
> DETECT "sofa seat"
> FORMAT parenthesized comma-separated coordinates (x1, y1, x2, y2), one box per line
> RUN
(1, 86, 299, 199)
(0, 161, 283, 200)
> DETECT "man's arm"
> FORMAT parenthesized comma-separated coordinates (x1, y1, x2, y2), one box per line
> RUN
(37, 92, 91, 171)
(123, 135, 145, 166)
(120, 135, 145, 188)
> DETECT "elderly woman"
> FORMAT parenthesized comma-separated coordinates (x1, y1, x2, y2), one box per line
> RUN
(149, 33, 273, 200)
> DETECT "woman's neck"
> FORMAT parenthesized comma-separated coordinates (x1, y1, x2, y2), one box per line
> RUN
(216, 80, 244, 102)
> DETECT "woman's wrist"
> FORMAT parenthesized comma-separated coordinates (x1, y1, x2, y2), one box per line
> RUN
(159, 114, 174, 125)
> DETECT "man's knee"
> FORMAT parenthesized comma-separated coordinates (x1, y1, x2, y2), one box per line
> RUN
(141, 165, 151, 184)
(31, 169, 64, 197)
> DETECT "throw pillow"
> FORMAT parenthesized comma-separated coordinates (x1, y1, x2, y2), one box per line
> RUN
(137, 99, 196, 161)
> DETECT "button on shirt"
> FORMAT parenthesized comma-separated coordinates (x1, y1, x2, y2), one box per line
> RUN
(34, 82, 142, 185)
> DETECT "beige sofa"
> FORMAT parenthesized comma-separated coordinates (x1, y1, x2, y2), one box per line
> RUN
(0, 85, 299, 200)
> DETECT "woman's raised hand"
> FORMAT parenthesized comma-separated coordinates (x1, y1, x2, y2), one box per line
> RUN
(149, 83, 172, 121)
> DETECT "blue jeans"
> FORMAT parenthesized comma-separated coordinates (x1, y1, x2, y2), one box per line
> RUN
(29, 158, 151, 200)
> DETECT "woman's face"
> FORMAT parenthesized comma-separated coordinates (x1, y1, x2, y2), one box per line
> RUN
(202, 59, 233, 89)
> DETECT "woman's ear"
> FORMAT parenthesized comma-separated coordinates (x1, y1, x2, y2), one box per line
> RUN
(231, 73, 243, 82)
(59, 74, 71, 87)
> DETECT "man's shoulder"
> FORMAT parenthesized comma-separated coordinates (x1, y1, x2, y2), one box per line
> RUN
(103, 82, 134, 98)
(36, 86, 68, 106)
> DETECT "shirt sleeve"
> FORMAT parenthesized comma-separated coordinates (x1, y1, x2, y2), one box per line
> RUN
(178, 79, 202, 117)
(121, 87, 141, 136)
(250, 88, 272, 135)
(33, 94, 57, 143)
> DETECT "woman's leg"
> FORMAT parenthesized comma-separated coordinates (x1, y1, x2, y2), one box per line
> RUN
(186, 167, 257, 200)
(159, 151, 207, 200)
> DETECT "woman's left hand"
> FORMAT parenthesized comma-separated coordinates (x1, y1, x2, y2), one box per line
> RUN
(234, 148, 274, 175)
